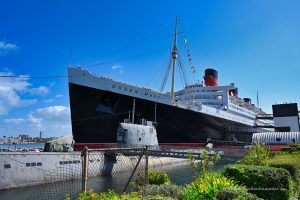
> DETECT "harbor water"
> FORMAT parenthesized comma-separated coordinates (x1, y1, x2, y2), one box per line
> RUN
(0, 143, 44, 150)
(0, 160, 232, 200)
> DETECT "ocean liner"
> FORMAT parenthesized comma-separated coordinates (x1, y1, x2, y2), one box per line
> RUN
(68, 18, 272, 150)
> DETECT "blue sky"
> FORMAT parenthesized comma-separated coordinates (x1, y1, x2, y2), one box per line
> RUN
(1, 0, 300, 137)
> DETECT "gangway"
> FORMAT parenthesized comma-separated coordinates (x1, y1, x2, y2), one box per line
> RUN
(88, 145, 248, 162)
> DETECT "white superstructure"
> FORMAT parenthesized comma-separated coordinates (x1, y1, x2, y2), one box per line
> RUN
(68, 67, 272, 129)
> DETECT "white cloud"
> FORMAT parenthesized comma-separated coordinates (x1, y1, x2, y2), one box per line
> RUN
(27, 114, 43, 128)
(0, 83, 35, 115)
(44, 99, 54, 103)
(34, 106, 70, 121)
(0, 71, 49, 115)
(55, 94, 63, 98)
(112, 64, 121, 70)
(1, 105, 71, 137)
(112, 64, 124, 74)
(4, 118, 26, 125)
(29, 106, 71, 136)
(19, 99, 37, 107)
(0, 41, 18, 55)
(29, 86, 49, 95)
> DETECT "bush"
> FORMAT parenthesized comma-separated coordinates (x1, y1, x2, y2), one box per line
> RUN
(180, 173, 245, 200)
(223, 164, 294, 200)
(98, 190, 121, 200)
(70, 189, 173, 200)
(238, 142, 270, 166)
(280, 144, 300, 154)
(187, 149, 220, 178)
(141, 184, 182, 199)
(214, 187, 261, 200)
(148, 170, 171, 185)
(131, 170, 171, 190)
(269, 153, 300, 198)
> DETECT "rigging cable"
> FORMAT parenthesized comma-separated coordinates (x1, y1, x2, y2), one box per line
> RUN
(159, 55, 172, 92)
(177, 50, 190, 87)
(80, 20, 173, 67)
(144, 56, 170, 89)
(84, 54, 143, 68)
(0, 75, 83, 79)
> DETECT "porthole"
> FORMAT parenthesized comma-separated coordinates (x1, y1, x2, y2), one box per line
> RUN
(4, 164, 11, 169)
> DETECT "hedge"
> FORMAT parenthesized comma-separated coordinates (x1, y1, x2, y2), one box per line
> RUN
(214, 187, 261, 200)
(223, 164, 294, 200)
(269, 153, 300, 198)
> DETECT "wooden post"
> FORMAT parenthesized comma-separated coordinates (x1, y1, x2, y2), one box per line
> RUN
(145, 145, 149, 185)
(81, 146, 89, 192)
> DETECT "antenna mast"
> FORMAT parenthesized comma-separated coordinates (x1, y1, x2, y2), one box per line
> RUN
(171, 16, 178, 98)
(257, 91, 260, 108)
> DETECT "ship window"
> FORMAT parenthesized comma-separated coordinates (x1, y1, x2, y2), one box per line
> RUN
(63, 161, 68, 164)
(129, 89, 132, 92)
(124, 88, 127, 91)
(68, 161, 72, 164)
(37, 162, 42, 166)
(112, 85, 116, 88)
(31, 162, 37, 167)
(59, 161, 64, 165)
(89, 160, 94, 163)
(135, 90, 138, 93)
(4, 164, 11, 169)
(139, 138, 141, 142)
(26, 163, 30, 167)
(276, 138, 281, 142)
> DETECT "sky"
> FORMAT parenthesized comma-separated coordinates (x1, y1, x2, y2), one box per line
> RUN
(0, 0, 300, 138)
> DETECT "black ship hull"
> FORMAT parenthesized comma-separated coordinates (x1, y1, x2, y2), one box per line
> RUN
(69, 83, 257, 149)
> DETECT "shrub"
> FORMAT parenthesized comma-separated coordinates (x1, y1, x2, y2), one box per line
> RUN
(270, 155, 300, 185)
(98, 190, 120, 200)
(223, 164, 294, 200)
(187, 149, 220, 177)
(141, 184, 182, 199)
(148, 170, 171, 185)
(180, 173, 245, 200)
(269, 153, 300, 199)
(280, 144, 300, 154)
(214, 187, 261, 200)
(238, 142, 270, 166)
(131, 170, 171, 190)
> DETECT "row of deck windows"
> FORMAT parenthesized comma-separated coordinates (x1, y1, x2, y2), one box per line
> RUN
(112, 85, 161, 99)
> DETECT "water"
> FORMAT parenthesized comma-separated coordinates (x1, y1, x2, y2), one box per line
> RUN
(0, 160, 232, 200)
(0, 143, 44, 150)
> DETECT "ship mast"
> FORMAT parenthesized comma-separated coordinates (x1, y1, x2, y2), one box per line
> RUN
(171, 16, 178, 98)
